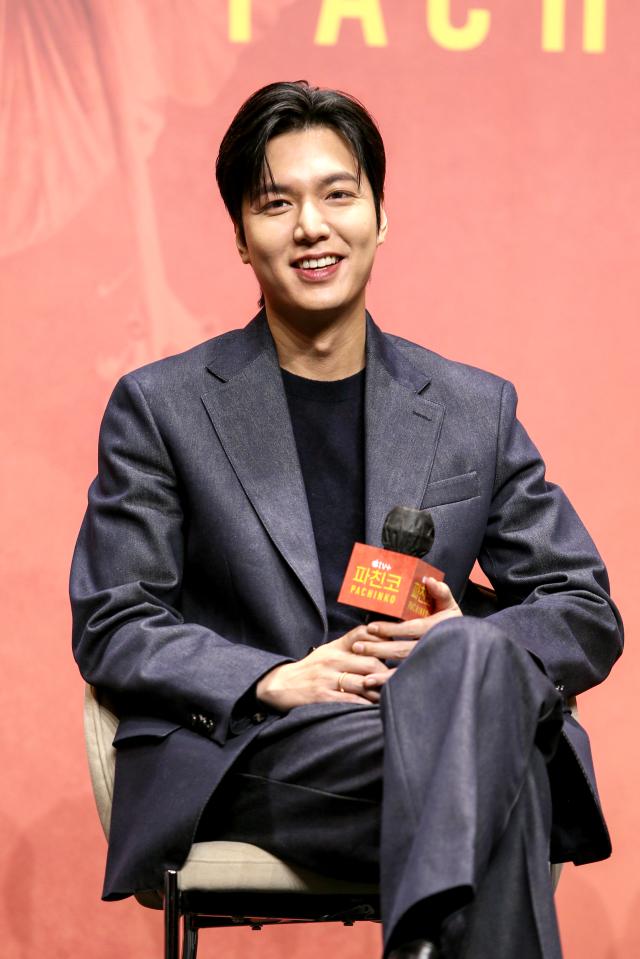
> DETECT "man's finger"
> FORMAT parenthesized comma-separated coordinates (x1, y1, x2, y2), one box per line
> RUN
(425, 576, 461, 613)
(362, 670, 395, 689)
(332, 623, 378, 651)
(366, 619, 428, 639)
(418, 608, 463, 636)
(352, 639, 417, 660)
(335, 672, 383, 702)
(335, 652, 392, 675)
(364, 580, 462, 640)
(327, 690, 376, 705)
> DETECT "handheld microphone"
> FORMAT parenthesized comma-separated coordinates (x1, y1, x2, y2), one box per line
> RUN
(337, 506, 444, 620)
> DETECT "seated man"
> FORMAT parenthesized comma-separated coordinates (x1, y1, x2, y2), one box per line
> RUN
(70, 81, 623, 959)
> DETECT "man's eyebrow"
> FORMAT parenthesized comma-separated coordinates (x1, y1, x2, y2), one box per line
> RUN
(256, 171, 360, 198)
(317, 172, 361, 189)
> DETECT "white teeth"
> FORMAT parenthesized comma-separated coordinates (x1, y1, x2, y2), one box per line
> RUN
(298, 255, 340, 269)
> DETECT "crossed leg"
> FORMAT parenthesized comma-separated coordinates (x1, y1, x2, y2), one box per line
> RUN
(197, 618, 564, 958)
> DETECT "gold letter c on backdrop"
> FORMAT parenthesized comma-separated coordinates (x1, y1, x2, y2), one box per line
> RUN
(426, 0, 491, 51)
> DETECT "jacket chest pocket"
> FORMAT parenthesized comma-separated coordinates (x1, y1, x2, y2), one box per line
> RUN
(420, 470, 479, 509)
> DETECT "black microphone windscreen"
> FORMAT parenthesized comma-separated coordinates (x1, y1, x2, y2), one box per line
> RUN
(381, 506, 435, 557)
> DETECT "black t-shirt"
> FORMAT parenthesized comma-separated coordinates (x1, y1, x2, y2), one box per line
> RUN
(281, 367, 368, 640)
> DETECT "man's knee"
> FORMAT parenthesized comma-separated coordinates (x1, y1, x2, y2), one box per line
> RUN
(388, 615, 541, 707)
(412, 615, 516, 669)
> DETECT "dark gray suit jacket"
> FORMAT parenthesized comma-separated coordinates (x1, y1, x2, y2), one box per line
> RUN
(70, 312, 623, 899)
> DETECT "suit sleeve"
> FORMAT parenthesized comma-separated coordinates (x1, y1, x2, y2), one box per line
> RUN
(477, 381, 623, 698)
(70, 374, 292, 743)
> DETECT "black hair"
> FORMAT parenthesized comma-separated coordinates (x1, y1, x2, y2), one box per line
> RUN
(216, 80, 386, 242)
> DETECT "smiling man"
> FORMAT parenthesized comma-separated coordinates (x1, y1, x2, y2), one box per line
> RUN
(71, 82, 622, 959)
(235, 123, 386, 362)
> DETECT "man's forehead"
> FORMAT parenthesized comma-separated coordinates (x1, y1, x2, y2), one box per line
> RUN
(258, 127, 361, 192)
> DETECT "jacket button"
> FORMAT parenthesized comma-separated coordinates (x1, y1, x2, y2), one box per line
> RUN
(252, 712, 267, 724)
(555, 682, 565, 694)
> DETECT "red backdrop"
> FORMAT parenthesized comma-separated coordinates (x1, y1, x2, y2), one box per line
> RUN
(1, 2, 638, 956)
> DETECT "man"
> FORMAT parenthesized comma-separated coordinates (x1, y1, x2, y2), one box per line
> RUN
(71, 81, 623, 958)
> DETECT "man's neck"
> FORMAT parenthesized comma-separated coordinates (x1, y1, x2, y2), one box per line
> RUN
(265, 303, 367, 382)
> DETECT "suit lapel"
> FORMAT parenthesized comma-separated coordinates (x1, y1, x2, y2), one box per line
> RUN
(364, 318, 445, 546)
(201, 317, 326, 627)
(200, 312, 444, 626)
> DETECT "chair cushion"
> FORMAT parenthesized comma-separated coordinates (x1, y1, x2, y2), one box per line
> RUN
(178, 841, 379, 894)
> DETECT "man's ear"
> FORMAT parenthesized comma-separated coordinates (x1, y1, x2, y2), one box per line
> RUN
(376, 205, 388, 247)
(235, 222, 251, 264)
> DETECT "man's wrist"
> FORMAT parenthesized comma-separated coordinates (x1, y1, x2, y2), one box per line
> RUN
(256, 662, 289, 706)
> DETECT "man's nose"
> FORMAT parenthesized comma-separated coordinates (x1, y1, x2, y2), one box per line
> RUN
(294, 200, 330, 243)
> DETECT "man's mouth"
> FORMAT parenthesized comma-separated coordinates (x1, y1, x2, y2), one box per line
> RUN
(292, 254, 343, 271)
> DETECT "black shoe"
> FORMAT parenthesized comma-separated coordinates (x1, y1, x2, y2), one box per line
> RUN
(388, 940, 439, 959)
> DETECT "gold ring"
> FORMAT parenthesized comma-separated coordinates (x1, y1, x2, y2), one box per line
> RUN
(338, 671, 348, 693)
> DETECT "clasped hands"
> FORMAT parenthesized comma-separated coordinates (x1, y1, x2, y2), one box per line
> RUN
(256, 577, 462, 711)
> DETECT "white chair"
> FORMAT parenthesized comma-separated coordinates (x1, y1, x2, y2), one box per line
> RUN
(83, 685, 380, 959)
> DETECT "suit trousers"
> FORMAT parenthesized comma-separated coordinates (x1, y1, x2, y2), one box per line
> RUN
(196, 617, 565, 958)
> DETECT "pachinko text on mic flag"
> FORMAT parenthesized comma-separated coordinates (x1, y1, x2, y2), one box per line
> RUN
(338, 542, 444, 621)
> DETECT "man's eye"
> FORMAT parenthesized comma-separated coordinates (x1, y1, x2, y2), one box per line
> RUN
(327, 190, 353, 200)
(263, 198, 289, 211)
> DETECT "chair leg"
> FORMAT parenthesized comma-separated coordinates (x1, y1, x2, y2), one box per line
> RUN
(164, 870, 180, 959)
(182, 914, 198, 959)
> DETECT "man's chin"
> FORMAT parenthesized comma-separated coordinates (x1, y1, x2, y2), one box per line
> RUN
(264, 293, 366, 328)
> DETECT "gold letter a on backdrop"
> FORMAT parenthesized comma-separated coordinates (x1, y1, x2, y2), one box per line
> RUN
(426, 0, 490, 51)
(315, 0, 388, 47)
